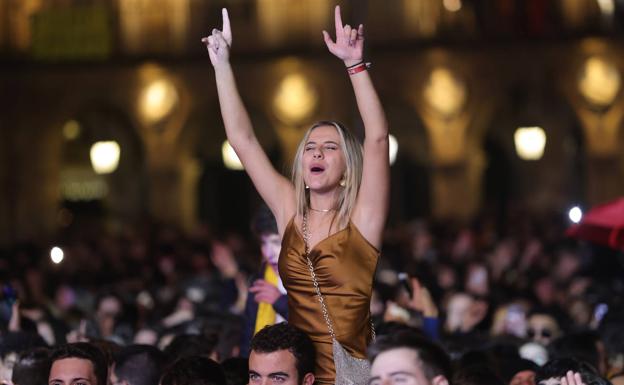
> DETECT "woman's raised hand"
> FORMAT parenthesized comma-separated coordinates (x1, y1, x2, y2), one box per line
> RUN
(201, 8, 232, 67)
(322, 5, 364, 66)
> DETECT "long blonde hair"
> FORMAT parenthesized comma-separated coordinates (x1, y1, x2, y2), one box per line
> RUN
(292, 121, 363, 230)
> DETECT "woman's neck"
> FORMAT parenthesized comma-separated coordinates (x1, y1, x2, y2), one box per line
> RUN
(308, 190, 339, 213)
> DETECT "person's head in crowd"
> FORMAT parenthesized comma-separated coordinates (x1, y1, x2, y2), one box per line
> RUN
(491, 303, 529, 338)
(444, 293, 488, 334)
(445, 293, 473, 333)
(600, 316, 624, 382)
(111, 345, 165, 385)
(567, 298, 592, 328)
(0, 332, 48, 385)
(11, 347, 50, 385)
(251, 204, 280, 270)
(249, 323, 315, 385)
(520, 342, 549, 367)
(453, 365, 505, 385)
(163, 334, 219, 364)
(48, 343, 108, 385)
(93, 293, 123, 339)
(220, 358, 248, 385)
(368, 328, 451, 385)
(436, 262, 458, 292)
(209, 313, 243, 360)
(409, 220, 434, 261)
(535, 358, 610, 385)
(527, 310, 561, 346)
(499, 358, 538, 385)
(552, 249, 581, 283)
(133, 327, 158, 346)
(465, 262, 490, 297)
(532, 277, 557, 308)
(548, 331, 607, 376)
(160, 356, 226, 385)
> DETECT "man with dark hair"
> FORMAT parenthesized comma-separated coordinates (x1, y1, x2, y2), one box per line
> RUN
(0, 331, 48, 385)
(548, 332, 607, 376)
(249, 323, 315, 385)
(535, 358, 611, 385)
(11, 347, 51, 385)
(48, 343, 108, 385)
(241, 205, 288, 356)
(368, 328, 451, 385)
(163, 334, 219, 364)
(111, 345, 165, 385)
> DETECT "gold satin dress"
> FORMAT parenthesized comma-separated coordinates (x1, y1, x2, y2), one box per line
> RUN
(278, 217, 379, 384)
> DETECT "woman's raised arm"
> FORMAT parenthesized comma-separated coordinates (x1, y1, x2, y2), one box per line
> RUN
(322, 6, 390, 248)
(203, 9, 295, 231)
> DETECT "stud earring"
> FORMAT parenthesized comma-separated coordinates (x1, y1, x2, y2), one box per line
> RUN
(305, 185, 310, 189)
(339, 177, 346, 187)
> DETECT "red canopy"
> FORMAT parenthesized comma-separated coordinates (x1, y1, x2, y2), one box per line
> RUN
(566, 197, 624, 250)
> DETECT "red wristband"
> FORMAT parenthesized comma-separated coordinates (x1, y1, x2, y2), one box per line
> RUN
(347, 62, 371, 75)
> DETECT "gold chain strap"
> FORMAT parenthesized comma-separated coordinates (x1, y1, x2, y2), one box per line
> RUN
(302, 212, 337, 339)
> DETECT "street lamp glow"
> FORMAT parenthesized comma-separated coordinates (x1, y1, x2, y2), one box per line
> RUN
(222, 141, 244, 170)
(389, 134, 398, 165)
(90, 141, 121, 174)
(443, 0, 462, 12)
(514, 126, 546, 160)
(569, 206, 583, 224)
(50, 247, 64, 264)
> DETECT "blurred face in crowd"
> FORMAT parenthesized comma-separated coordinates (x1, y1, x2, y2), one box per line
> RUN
(370, 348, 448, 385)
(249, 349, 313, 385)
(510, 370, 536, 385)
(527, 314, 560, 345)
(0, 352, 17, 385)
(445, 293, 472, 332)
(260, 233, 282, 270)
(533, 278, 556, 306)
(48, 358, 98, 385)
(465, 263, 489, 297)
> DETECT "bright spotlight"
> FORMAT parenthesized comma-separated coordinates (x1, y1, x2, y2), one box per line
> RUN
(389, 134, 398, 165)
(90, 141, 121, 174)
(222, 141, 244, 170)
(50, 247, 64, 264)
(568, 206, 583, 224)
(514, 126, 546, 160)
(443, 0, 462, 12)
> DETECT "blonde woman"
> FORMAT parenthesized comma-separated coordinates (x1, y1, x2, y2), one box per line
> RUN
(203, 6, 389, 383)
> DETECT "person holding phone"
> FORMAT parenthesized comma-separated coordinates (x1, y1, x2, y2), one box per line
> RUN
(203, 5, 389, 383)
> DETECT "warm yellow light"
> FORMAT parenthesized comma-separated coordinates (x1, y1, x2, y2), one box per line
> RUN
(514, 127, 546, 160)
(578, 56, 620, 107)
(222, 141, 244, 170)
(424, 67, 466, 116)
(389, 134, 398, 165)
(90, 141, 121, 174)
(443, 0, 462, 12)
(596, 0, 615, 16)
(273, 73, 318, 124)
(62, 120, 81, 140)
(141, 79, 178, 122)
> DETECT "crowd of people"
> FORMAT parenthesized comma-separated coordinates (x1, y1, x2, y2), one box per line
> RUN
(1, 4, 623, 385)
(0, 206, 622, 385)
